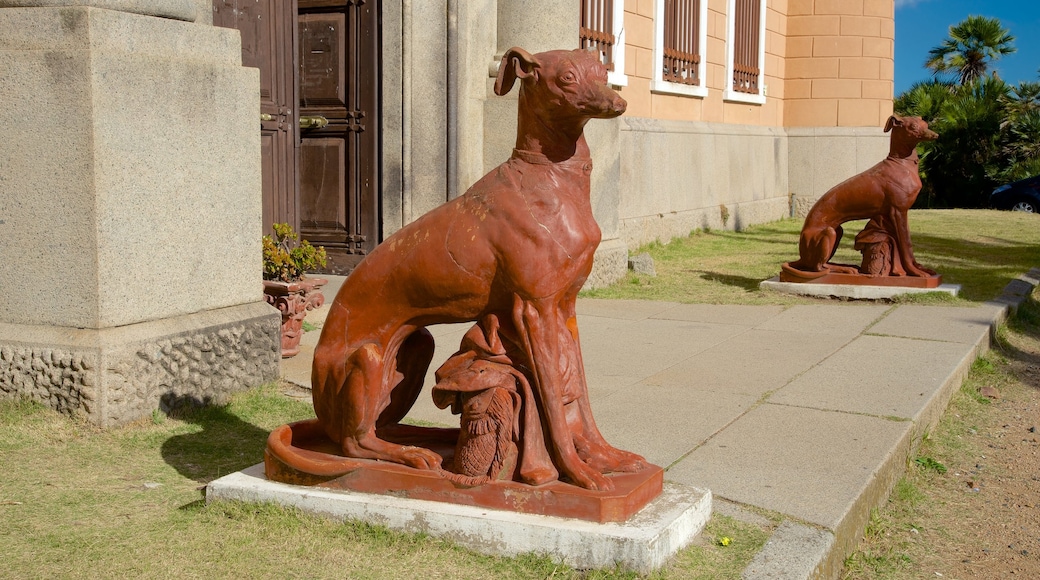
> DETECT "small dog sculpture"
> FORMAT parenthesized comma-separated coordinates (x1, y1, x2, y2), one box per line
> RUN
(784, 115, 938, 279)
(311, 47, 646, 491)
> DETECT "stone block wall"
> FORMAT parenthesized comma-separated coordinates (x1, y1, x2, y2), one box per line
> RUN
(787, 125, 891, 215)
(0, 7, 262, 329)
(785, 0, 895, 127)
(619, 118, 791, 248)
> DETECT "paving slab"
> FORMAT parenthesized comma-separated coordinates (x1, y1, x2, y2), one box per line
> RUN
(208, 464, 712, 574)
(640, 329, 852, 398)
(578, 316, 750, 389)
(577, 298, 684, 320)
(647, 303, 787, 327)
(753, 304, 890, 337)
(866, 303, 1004, 345)
(593, 386, 759, 468)
(666, 403, 912, 531)
(771, 334, 973, 419)
(742, 521, 835, 580)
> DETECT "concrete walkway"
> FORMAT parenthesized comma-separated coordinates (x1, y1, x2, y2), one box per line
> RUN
(281, 271, 1039, 578)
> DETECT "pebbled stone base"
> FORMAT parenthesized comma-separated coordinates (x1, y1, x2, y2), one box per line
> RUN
(0, 302, 281, 427)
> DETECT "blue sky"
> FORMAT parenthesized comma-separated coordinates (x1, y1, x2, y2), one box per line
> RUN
(894, 0, 1040, 94)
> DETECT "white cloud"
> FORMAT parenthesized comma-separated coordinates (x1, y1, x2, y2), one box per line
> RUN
(895, 0, 934, 8)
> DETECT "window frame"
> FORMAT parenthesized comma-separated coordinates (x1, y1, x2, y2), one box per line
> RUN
(723, 0, 767, 105)
(652, 0, 708, 98)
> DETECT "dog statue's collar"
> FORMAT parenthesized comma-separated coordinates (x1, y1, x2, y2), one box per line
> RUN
(886, 153, 920, 166)
(512, 148, 593, 168)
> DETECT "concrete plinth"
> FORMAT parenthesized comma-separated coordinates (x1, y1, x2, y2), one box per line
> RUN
(760, 277, 961, 300)
(207, 464, 712, 573)
(0, 4, 276, 423)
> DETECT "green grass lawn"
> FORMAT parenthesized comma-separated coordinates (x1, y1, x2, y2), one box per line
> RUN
(1, 209, 1036, 579)
(0, 386, 766, 579)
(583, 209, 1040, 305)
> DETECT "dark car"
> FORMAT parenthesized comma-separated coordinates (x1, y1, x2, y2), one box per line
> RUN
(990, 175, 1040, 213)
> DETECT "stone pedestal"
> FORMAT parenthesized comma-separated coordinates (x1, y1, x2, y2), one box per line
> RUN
(0, 3, 280, 425)
(208, 464, 712, 574)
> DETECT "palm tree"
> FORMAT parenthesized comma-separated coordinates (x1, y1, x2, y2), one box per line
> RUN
(894, 79, 955, 121)
(997, 82, 1040, 181)
(903, 76, 1010, 207)
(1002, 81, 1040, 122)
(925, 15, 1015, 85)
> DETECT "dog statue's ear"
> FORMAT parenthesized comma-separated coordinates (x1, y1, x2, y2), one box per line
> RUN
(494, 47, 540, 96)
(884, 115, 901, 133)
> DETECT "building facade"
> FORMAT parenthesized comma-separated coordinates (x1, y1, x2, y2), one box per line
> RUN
(215, 0, 895, 284)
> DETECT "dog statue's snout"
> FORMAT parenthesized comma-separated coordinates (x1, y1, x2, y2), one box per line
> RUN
(592, 87, 626, 118)
(612, 95, 627, 115)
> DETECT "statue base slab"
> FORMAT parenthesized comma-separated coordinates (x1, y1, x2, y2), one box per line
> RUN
(208, 463, 710, 573)
(779, 263, 943, 287)
(264, 419, 663, 523)
(762, 276, 961, 300)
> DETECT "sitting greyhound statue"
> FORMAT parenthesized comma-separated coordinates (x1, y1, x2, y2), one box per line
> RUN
(307, 47, 648, 492)
(781, 115, 940, 285)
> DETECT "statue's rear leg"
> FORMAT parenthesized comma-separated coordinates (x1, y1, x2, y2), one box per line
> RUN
(791, 225, 836, 272)
(338, 342, 442, 470)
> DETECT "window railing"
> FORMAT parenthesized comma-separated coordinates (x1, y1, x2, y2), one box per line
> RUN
(580, 0, 616, 72)
(730, 0, 761, 95)
(662, 0, 701, 86)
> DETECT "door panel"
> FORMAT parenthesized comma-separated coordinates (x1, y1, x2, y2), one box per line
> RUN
(299, 13, 347, 108)
(300, 139, 347, 229)
(215, 0, 380, 273)
(213, 0, 297, 235)
(298, 0, 380, 273)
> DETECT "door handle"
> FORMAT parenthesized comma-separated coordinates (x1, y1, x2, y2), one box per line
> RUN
(299, 115, 329, 129)
(260, 113, 274, 121)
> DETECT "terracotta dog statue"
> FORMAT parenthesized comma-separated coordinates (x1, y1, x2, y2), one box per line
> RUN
(784, 115, 938, 278)
(311, 47, 646, 491)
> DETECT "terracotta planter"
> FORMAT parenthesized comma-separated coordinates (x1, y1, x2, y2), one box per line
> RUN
(263, 277, 328, 358)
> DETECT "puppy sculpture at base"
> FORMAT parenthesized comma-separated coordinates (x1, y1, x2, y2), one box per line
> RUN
(264, 47, 658, 521)
(781, 115, 941, 288)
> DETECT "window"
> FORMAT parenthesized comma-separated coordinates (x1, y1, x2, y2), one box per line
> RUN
(653, 0, 708, 97)
(725, 0, 766, 104)
(581, 0, 627, 86)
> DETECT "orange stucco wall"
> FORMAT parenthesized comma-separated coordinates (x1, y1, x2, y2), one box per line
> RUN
(785, 0, 895, 126)
(614, 0, 893, 127)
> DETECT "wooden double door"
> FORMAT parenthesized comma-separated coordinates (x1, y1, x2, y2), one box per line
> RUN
(214, 0, 381, 273)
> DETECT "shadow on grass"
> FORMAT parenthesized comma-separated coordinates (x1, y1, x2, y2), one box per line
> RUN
(889, 232, 1040, 302)
(684, 270, 768, 291)
(159, 394, 271, 484)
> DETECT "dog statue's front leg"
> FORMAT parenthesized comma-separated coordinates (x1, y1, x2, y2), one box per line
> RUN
(888, 206, 931, 277)
(560, 312, 648, 474)
(512, 296, 614, 491)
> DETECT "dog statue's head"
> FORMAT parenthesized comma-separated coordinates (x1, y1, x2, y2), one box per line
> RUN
(494, 47, 627, 122)
(884, 115, 938, 143)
